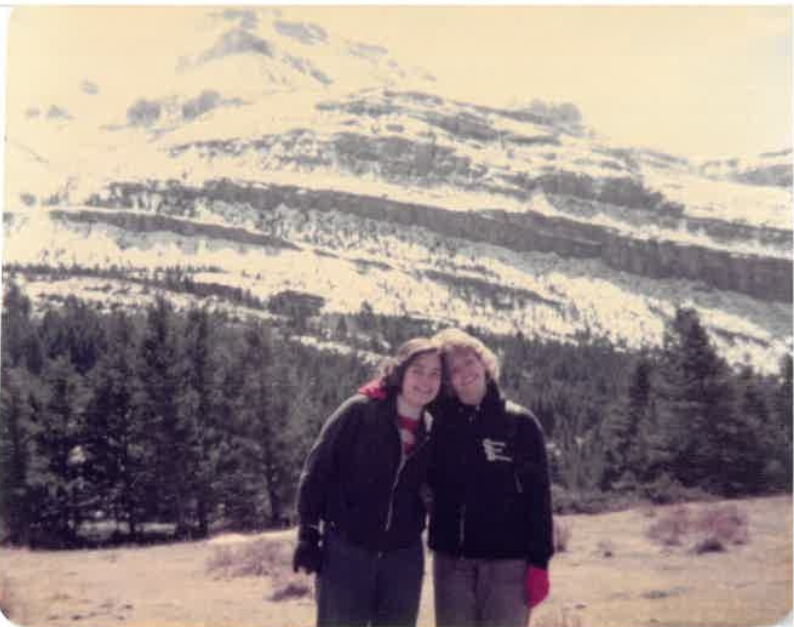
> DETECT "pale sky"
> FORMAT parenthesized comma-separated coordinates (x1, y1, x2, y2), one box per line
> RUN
(2, 4, 792, 160)
(285, 5, 793, 159)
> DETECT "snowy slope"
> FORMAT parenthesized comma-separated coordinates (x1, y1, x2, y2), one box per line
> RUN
(3, 7, 792, 374)
(4, 200, 790, 373)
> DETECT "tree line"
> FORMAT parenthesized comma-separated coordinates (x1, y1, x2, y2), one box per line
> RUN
(0, 281, 370, 546)
(1, 279, 790, 547)
(494, 315, 791, 504)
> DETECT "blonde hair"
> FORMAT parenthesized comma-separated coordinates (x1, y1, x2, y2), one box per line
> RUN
(432, 328, 500, 382)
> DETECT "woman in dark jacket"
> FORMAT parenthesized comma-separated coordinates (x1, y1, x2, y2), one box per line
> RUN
(429, 328, 554, 627)
(293, 337, 442, 627)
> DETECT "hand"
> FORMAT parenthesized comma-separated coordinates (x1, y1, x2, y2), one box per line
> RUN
(292, 525, 322, 574)
(524, 566, 549, 609)
(293, 539, 322, 574)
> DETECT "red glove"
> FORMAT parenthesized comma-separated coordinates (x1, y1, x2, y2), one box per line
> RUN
(524, 566, 549, 609)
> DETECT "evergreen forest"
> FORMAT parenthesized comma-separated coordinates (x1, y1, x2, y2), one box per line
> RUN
(1, 278, 790, 548)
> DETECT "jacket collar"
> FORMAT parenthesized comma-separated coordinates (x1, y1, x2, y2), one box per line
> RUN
(448, 379, 505, 418)
(376, 393, 434, 446)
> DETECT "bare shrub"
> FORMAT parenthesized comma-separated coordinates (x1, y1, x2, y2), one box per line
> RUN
(597, 539, 614, 558)
(646, 505, 690, 546)
(206, 538, 292, 579)
(647, 503, 750, 553)
(693, 537, 726, 554)
(269, 577, 313, 601)
(642, 586, 686, 599)
(554, 519, 572, 552)
(692, 504, 749, 553)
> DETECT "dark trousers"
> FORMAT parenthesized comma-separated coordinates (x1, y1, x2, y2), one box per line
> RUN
(433, 551, 529, 627)
(316, 530, 424, 627)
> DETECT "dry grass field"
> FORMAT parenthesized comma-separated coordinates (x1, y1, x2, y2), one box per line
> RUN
(0, 495, 790, 627)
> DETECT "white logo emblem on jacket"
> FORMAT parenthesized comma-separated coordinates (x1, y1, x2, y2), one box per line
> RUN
(482, 438, 512, 462)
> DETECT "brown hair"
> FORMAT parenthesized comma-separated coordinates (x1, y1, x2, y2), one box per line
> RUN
(432, 328, 500, 382)
(377, 337, 441, 396)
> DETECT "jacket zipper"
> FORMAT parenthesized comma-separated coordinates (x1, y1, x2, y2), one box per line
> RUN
(385, 410, 433, 532)
(384, 455, 406, 532)
(458, 405, 478, 550)
(459, 504, 466, 548)
(384, 414, 411, 533)
(514, 471, 524, 494)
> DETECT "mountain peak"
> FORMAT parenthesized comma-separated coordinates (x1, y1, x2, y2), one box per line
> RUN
(273, 19, 329, 45)
(201, 28, 274, 62)
(4, 7, 791, 375)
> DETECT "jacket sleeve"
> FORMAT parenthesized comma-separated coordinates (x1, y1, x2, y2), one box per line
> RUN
(296, 395, 363, 529)
(519, 411, 555, 569)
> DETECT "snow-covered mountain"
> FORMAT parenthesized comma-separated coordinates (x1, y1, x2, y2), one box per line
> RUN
(3, 8, 792, 373)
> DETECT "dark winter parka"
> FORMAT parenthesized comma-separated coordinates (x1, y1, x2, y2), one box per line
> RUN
(296, 394, 433, 552)
(428, 382, 554, 569)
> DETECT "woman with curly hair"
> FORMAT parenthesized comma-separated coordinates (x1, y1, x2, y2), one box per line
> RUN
(428, 328, 554, 627)
(293, 337, 442, 627)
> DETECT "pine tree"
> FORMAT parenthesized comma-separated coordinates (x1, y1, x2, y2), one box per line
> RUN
(135, 296, 186, 531)
(264, 343, 323, 526)
(653, 308, 711, 484)
(711, 375, 762, 495)
(238, 324, 290, 526)
(625, 356, 655, 481)
(357, 301, 376, 331)
(219, 322, 275, 528)
(736, 366, 778, 493)
(260, 340, 295, 525)
(1, 280, 42, 373)
(552, 404, 593, 491)
(178, 306, 224, 536)
(335, 315, 348, 339)
(39, 297, 106, 375)
(777, 354, 793, 428)
(654, 307, 755, 494)
(599, 356, 653, 490)
(769, 354, 793, 490)
(2, 280, 30, 369)
(84, 311, 146, 538)
(599, 402, 628, 491)
(27, 357, 92, 545)
(0, 366, 34, 543)
(214, 326, 264, 529)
